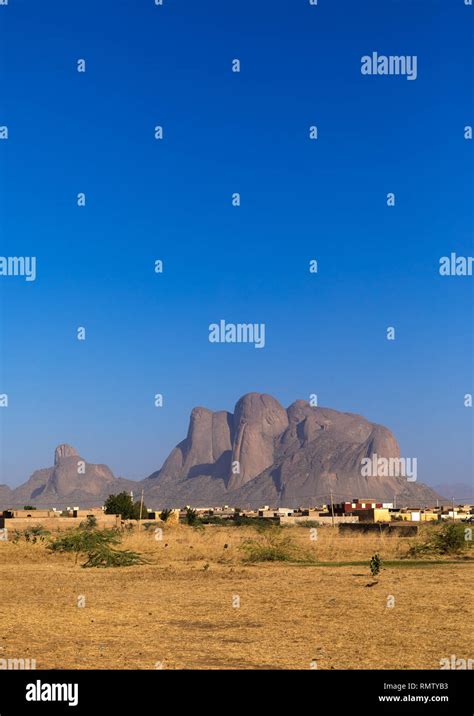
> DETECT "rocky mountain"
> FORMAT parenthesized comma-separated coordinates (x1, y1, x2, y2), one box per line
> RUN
(0, 483, 12, 505)
(1, 394, 445, 509)
(143, 393, 442, 508)
(2, 444, 136, 509)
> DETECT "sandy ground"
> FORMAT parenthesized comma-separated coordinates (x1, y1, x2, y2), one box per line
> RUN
(0, 525, 472, 670)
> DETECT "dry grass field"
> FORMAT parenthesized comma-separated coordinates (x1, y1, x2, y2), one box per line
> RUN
(0, 523, 472, 670)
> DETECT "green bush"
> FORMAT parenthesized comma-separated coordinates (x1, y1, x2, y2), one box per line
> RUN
(13, 526, 50, 543)
(48, 528, 120, 564)
(370, 553, 382, 577)
(48, 528, 119, 553)
(433, 523, 471, 554)
(232, 515, 276, 528)
(82, 546, 146, 568)
(28, 525, 50, 537)
(79, 515, 98, 529)
(296, 520, 320, 528)
(198, 515, 226, 525)
(48, 527, 146, 568)
(185, 508, 200, 526)
(407, 522, 472, 557)
(159, 509, 172, 522)
(240, 527, 309, 563)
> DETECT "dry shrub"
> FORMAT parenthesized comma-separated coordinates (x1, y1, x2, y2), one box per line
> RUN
(240, 526, 314, 563)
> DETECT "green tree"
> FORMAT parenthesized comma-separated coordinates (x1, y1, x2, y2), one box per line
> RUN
(104, 492, 148, 520)
(185, 507, 200, 526)
(104, 492, 136, 520)
(132, 500, 148, 520)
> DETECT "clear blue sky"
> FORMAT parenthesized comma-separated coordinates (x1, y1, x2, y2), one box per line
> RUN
(0, 0, 472, 489)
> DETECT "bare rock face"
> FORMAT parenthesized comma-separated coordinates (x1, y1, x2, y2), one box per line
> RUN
(1, 395, 444, 510)
(228, 393, 288, 490)
(185, 408, 233, 472)
(4, 446, 136, 508)
(54, 444, 79, 465)
(144, 394, 442, 508)
(156, 408, 233, 483)
(0, 484, 12, 506)
(49, 455, 115, 498)
(223, 402, 403, 506)
(283, 402, 374, 450)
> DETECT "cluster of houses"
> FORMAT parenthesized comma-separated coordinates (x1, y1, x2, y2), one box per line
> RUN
(0, 498, 473, 533)
(184, 499, 474, 528)
(332, 499, 474, 524)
